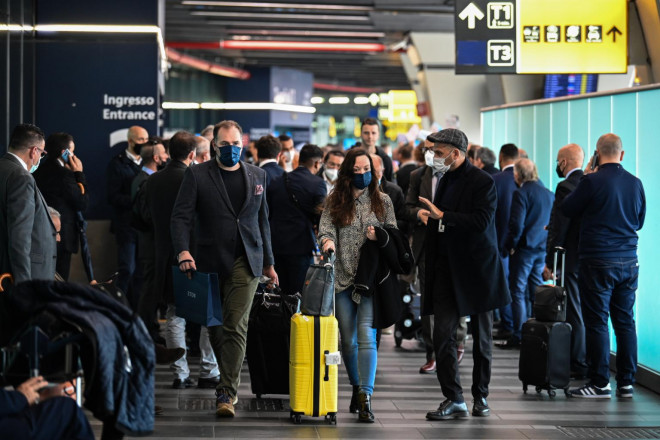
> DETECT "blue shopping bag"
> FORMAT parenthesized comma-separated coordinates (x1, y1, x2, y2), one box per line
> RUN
(171, 267, 223, 327)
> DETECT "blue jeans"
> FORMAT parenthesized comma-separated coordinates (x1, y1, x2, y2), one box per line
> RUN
(498, 255, 513, 331)
(509, 249, 545, 341)
(579, 257, 639, 388)
(335, 288, 377, 395)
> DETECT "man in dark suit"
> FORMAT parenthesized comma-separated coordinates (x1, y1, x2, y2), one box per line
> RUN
(33, 132, 88, 280)
(475, 147, 499, 175)
(255, 134, 284, 186)
(171, 120, 278, 418)
(419, 129, 510, 420)
(544, 143, 588, 378)
(395, 144, 418, 196)
(106, 125, 148, 305)
(492, 143, 519, 339)
(0, 123, 57, 284)
(146, 132, 220, 390)
(269, 144, 326, 295)
(498, 158, 554, 348)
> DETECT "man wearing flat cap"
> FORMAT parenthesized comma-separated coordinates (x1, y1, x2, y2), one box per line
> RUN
(419, 128, 511, 420)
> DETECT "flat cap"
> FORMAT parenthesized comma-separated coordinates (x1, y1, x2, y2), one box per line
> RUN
(427, 128, 468, 152)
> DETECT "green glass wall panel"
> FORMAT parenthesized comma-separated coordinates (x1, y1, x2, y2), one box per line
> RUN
(611, 93, 637, 174)
(533, 104, 552, 186)
(567, 99, 590, 163)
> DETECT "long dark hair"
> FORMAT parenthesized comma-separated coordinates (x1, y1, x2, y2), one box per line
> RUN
(325, 148, 385, 227)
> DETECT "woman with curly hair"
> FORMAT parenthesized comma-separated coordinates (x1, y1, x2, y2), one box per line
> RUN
(318, 148, 396, 423)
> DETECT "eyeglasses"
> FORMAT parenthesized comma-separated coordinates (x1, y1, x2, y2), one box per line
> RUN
(35, 146, 47, 158)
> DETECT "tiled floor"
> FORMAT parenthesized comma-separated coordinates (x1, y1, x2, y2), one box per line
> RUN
(90, 333, 660, 439)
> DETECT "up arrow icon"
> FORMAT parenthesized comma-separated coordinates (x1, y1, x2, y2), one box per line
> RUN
(459, 2, 485, 30)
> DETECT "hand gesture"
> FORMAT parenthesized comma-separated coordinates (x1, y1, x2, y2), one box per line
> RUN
(418, 197, 443, 220)
(418, 209, 430, 225)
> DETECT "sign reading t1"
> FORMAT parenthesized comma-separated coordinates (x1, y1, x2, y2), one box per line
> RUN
(454, 0, 627, 74)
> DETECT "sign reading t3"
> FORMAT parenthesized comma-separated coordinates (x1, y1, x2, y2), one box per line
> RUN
(454, 0, 627, 74)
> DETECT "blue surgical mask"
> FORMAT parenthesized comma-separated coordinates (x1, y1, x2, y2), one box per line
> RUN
(352, 171, 372, 190)
(29, 156, 42, 174)
(216, 145, 241, 167)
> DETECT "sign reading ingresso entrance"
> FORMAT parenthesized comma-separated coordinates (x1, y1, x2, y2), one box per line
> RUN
(455, 0, 628, 74)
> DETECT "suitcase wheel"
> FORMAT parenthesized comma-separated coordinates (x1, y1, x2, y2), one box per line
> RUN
(325, 413, 337, 425)
(394, 335, 402, 347)
(564, 388, 570, 397)
(522, 384, 528, 394)
(290, 412, 302, 424)
(535, 386, 542, 394)
(256, 394, 262, 399)
(548, 389, 556, 397)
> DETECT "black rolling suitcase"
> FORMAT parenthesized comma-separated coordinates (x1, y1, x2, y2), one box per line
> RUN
(247, 283, 300, 398)
(519, 319, 571, 397)
(534, 247, 567, 322)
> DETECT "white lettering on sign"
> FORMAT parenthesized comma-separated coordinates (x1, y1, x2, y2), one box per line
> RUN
(488, 2, 514, 29)
(186, 291, 197, 299)
(459, 2, 485, 30)
(487, 40, 515, 66)
(102, 94, 157, 121)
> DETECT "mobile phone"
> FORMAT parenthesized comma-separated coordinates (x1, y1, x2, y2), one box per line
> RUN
(591, 150, 599, 169)
(61, 149, 70, 163)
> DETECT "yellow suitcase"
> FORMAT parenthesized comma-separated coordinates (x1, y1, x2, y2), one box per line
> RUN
(289, 313, 339, 424)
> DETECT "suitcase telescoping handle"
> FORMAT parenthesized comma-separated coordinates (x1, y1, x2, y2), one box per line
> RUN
(324, 249, 336, 316)
(553, 246, 566, 287)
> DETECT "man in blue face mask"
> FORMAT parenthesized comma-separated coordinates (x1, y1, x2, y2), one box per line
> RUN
(0, 123, 57, 284)
(171, 120, 278, 418)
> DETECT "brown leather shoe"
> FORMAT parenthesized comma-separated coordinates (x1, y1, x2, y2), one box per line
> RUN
(155, 344, 186, 365)
(457, 344, 465, 364)
(419, 359, 436, 374)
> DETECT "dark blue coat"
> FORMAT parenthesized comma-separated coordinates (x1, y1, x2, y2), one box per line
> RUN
(546, 169, 583, 272)
(5, 280, 155, 435)
(106, 151, 140, 241)
(261, 161, 285, 187)
(268, 167, 327, 256)
(505, 179, 554, 253)
(492, 166, 517, 256)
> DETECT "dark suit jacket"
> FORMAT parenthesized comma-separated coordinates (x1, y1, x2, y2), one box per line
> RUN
(145, 161, 188, 303)
(260, 161, 285, 187)
(33, 157, 88, 254)
(546, 170, 582, 272)
(404, 166, 433, 262)
(395, 162, 419, 197)
(0, 154, 57, 283)
(482, 164, 499, 175)
(505, 180, 554, 253)
(268, 167, 326, 256)
(381, 180, 407, 232)
(492, 166, 517, 256)
(376, 147, 394, 182)
(131, 169, 155, 260)
(106, 151, 140, 241)
(423, 160, 510, 317)
(171, 160, 274, 279)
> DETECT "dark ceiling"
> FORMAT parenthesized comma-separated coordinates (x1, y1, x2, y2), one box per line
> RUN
(164, 0, 456, 91)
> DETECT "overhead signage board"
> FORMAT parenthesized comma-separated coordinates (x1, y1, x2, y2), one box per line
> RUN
(455, 0, 628, 74)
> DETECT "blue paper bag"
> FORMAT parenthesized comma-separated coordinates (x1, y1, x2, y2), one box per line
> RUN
(171, 267, 223, 327)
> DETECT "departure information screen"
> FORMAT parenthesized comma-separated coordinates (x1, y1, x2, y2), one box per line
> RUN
(543, 74, 599, 98)
(455, 0, 628, 74)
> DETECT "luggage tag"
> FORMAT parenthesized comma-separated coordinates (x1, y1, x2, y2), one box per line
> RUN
(325, 352, 342, 365)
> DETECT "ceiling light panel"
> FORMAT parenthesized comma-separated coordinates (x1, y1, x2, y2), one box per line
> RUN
(182, 1, 372, 11)
(190, 11, 370, 21)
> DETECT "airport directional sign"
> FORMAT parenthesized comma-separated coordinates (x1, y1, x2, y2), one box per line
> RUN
(455, 0, 628, 74)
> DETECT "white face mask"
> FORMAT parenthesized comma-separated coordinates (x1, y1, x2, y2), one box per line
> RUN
(324, 167, 338, 182)
(434, 151, 456, 174)
(424, 150, 435, 168)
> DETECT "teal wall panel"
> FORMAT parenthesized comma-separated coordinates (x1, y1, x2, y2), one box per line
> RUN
(481, 111, 494, 148)
(493, 110, 508, 152)
(635, 88, 660, 371)
(533, 104, 552, 187)
(567, 99, 590, 164)
(483, 86, 660, 374)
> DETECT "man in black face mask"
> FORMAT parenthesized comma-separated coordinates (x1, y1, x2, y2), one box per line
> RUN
(171, 120, 278, 418)
(543, 143, 588, 379)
